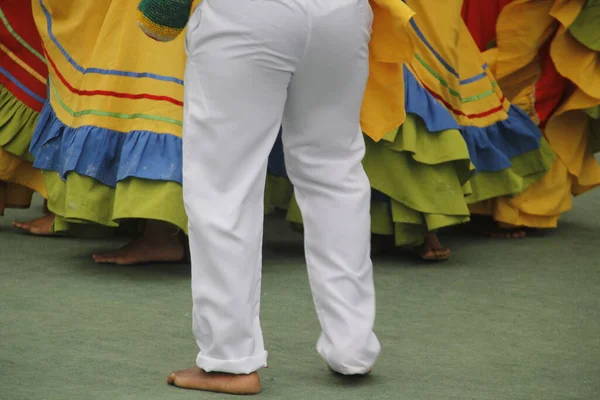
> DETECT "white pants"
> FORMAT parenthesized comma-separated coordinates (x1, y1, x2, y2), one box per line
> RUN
(183, 0, 380, 375)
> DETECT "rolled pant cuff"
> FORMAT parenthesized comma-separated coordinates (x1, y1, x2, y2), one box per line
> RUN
(196, 351, 268, 374)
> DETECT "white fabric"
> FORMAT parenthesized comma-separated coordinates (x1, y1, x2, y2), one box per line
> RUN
(183, 0, 380, 375)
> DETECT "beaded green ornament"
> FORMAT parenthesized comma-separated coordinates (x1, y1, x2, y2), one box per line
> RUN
(137, 0, 193, 42)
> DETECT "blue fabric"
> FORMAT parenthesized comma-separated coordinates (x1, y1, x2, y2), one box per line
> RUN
(403, 67, 544, 173)
(268, 67, 544, 177)
(30, 102, 182, 187)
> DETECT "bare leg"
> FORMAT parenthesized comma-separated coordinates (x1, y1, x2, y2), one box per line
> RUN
(92, 220, 185, 265)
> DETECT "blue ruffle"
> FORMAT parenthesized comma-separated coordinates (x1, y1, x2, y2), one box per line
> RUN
(29, 102, 182, 187)
(403, 67, 543, 173)
(268, 67, 544, 177)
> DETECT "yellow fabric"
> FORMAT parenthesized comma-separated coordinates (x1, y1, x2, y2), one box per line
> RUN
(34, 0, 412, 143)
(32, 0, 187, 137)
(405, 0, 511, 128)
(0, 147, 47, 199)
(473, 0, 600, 228)
(361, 0, 415, 142)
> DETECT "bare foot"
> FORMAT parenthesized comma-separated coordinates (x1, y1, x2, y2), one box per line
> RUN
(415, 232, 451, 261)
(13, 213, 55, 236)
(167, 366, 261, 395)
(92, 220, 185, 265)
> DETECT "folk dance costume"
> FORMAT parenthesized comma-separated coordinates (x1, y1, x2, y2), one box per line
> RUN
(464, 0, 600, 229)
(29, 0, 189, 237)
(0, 1, 47, 215)
(267, 0, 554, 248)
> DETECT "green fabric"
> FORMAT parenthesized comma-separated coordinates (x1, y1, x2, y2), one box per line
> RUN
(265, 175, 294, 212)
(568, 0, 600, 51)
(363, 115, 474, 244)
(43, 171, 187, 233)
(265, 113, 474, 246)
(138, 0, 193, 29)
(467, 138, 556, 204)
(585, 105, 600, 120)
(0, 85, 38, 161)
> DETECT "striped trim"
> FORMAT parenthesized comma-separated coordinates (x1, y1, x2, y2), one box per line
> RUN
(45, 48, 183, 106)
(49, 78, 183, 127)
(419, 77, 507, 120)
(0, 65, 45, 104)
(410, 19, 487, 85)
(414, 53, 498, 103)
(0, 6, 46, 63)
(39, 0, 184, 85)
(0, 43, 46, 84)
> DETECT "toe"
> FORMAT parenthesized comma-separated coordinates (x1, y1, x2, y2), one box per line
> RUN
(167, 372, 176, 385)
(93, 255, 113, 264)
(13, 222, 28, 230)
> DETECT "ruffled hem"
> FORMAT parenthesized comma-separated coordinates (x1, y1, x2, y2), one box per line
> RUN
(43, 171, 187, 232)
(466, 138, 556, 204)
(30, 103, 183, 187)
(464, 0, 600, 228)
(0, 69, 46, 212)
(403, 67, 545, 174)
(269, 67, 547, 179)
(470, 155, 573, 228)
(267, 112, 474, 246)
(266, 64, 551, 243)
(550, 0, 600, 103)
(363, 113, 473, 245)
(0, 86, 39, 160)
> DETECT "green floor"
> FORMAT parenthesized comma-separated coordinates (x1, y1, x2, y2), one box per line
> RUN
(1, 194, 599, 400)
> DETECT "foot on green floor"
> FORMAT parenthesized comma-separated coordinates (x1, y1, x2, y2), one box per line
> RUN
(13, 213, 56, 236)
(167, 366, 261, 395)
(93, 220, 185, 265)
(415, 232, 451, 261)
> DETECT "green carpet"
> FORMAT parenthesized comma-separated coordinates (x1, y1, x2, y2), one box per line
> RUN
(1, 192, 599, 400)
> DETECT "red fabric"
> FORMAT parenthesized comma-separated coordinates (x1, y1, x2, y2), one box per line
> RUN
(461, 0, 569, 126)
(0, 0, 48, 111)
(534, 38, 569, 127)
(461, 0, 512, 52)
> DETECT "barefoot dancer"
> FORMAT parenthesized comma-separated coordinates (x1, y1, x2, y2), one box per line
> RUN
(0, 1, 52, 228)
(28, 0, 189, 264)
(138, 0, 415, 394)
